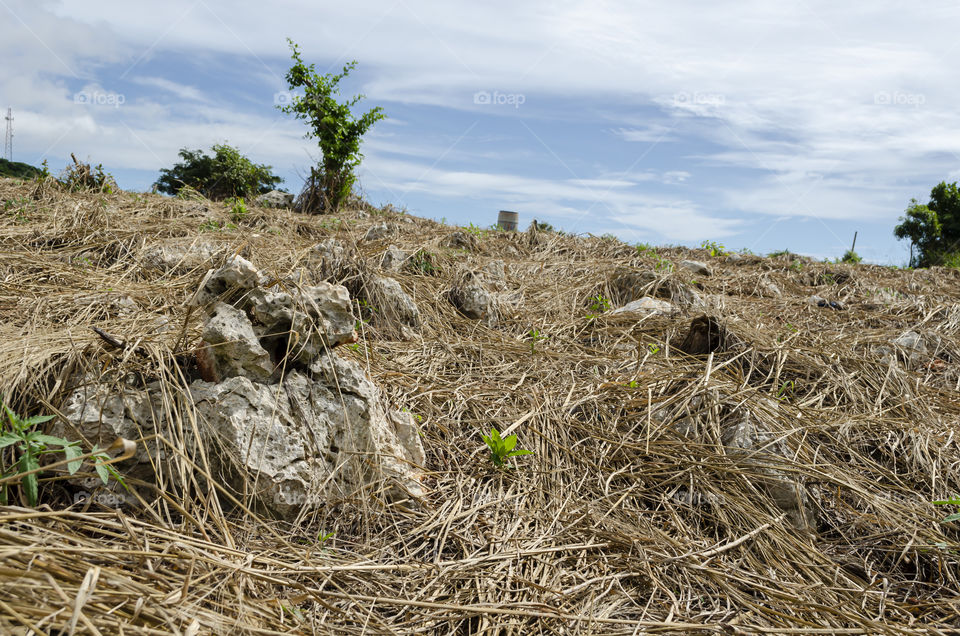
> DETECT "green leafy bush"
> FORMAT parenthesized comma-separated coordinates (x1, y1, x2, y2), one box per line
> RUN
(278, 39, 385, 213)
(154, 144, 283, 201)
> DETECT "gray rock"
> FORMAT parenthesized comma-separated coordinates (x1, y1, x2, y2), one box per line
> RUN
(441, 231, 476, 251)
(190, 255, 263, 307)
(367, 276, 421, 329)
(726, 253, 744, 264)
(140, 241, 222, 274)
(311, 238, 352, 281)
(721, 409, 816, 534)
(380, 245, 409, 271)
(609, 297, 674, 317)
(202, 302, 275, 383)
(255, 190, 294, 209)
(759, 277, 782, 297)
(58, 353, 425, 520)
(449, 272, 496, 323)
(363, 222, 394, 242)
(679, 260, 712, 276)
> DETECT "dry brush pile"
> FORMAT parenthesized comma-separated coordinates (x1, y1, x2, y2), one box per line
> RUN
(1, 177, 960, 634)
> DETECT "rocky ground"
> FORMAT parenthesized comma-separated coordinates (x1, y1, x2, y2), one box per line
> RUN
(1, 177, 960, 634)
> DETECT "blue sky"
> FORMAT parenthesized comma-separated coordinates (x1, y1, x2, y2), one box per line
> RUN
(3, 1, 960, 264)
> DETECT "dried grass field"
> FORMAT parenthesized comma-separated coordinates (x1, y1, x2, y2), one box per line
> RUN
(2, 177, 960, 634)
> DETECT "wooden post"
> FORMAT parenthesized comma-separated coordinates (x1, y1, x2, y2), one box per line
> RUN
(850, 231, 857, 253)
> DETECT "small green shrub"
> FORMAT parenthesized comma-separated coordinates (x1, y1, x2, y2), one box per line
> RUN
(0, 400, 121, 506)
(229, 197, 249, 222)
(278, 39, 385, 213)
(700, 240, 726, 257)
(481, 426, 533, 468)
(155, 144, 282, 201)
(527, 328, 547, 353)
(840, 249, 862, 264)
(586, 294, 610, 320)
(59, 155, 116, 193)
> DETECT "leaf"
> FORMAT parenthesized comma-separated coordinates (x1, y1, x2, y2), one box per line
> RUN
(933, 497, 960, 505)
(490, 427, 502, 444)
(944, 513, 960, 523)
(30, 434, 70, 447)
(63, 444, 82, 475)
(19, 452, 40, 506)
(22, 415, 55, 427)
(0, 433, 21, 450)
(94, 456, 110, 485)
(502, 434, 517, 452)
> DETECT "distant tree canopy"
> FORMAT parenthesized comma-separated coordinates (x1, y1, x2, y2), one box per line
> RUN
(894, 181, 960, 268)
(154, 144, 283, 200)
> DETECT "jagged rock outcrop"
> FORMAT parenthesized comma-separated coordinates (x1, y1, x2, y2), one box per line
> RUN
(59, 257, 426, 518)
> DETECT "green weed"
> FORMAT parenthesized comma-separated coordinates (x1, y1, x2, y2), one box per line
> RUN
(481, 426, 533, 468)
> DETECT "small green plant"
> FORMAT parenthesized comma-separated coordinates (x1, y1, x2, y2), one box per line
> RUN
(317, 530, 335, 544)
(624, 380, 639, 388)
(228, 197, 248, 222)
(408, 249, 439, 275)
(648, 343, 660, 355)
(481, 426, 533, 468)
(933, 496, 960, 523)
(527, 328, 548, 353)
(776, 380, 795, 401)
(636, 243, 654, 255)
(586, 294, 610, 320)
(840, 249, 862, 264)
(464, 223, 486, 237)
(768, 249, 792, 258)
(654, 255, 674, 272)
(700, 240, 726, 257)
(199, 219, 222, 232)
(0, 401, 82, 506)
(790, 260, 804, 272)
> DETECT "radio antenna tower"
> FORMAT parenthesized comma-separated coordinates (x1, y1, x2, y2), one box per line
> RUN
(3, 108, 12, 161)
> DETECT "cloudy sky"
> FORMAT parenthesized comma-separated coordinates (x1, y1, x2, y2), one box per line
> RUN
(2, 1, 958, 263)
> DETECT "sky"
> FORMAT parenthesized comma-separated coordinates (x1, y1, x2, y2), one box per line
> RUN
(2, 1, 959, 264)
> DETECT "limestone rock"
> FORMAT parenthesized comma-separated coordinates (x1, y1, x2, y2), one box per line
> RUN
(680, 260, 712, 276)
(140, 241, 222, 274)
(440, 231, 477, 251)
(609, 297, 674, 317)
(380, 245, 409, 271)
(254, 190, 294, 209)
(202, 302, 275, 383)
(363, 222, 395, 242)
(367, 276, 420, 329)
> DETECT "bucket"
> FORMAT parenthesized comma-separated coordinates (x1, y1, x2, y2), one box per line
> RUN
(497, 210, 518, 231)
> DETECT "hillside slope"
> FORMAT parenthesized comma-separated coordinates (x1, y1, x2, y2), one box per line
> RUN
(1, 177, 960, 634)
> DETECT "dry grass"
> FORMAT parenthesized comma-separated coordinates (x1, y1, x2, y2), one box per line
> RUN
(2, 177, 960, 634)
